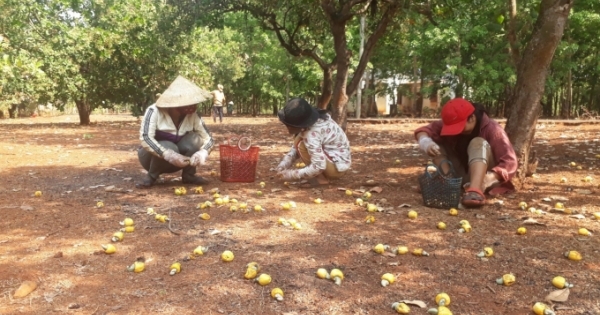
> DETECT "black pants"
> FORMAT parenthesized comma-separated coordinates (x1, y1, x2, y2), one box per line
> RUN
(138, 132, 203, 180)
(213, 106, 223, 123)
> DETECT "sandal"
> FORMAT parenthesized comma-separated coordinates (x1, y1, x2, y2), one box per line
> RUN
(135, 175, 157, 189)
(299, 177, 329, 189)
(462, 187, 486, 207)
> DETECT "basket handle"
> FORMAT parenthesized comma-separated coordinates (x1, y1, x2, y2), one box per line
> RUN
(227, 136, 252, 151)
(424, 160, 455, 179)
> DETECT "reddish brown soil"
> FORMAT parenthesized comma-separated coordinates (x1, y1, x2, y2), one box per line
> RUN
(0, 114, 599, 315)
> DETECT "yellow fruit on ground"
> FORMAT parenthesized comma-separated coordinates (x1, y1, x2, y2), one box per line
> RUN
(518, 201, 527, 209)
(395, 246, 409, 255)
(407, 210, 418, 219)
(97, 201, 104, 208)
(314, 198, 323, 204)
(551, 276, 573, 289)
(569, 161, 576, 167)
(532, 302, 555, 315)
(496, 273, 516, 286)
(127, 261, 145, 273)
(428, 306, 453, 315)
(259, 181, 266, 188)
(578, 228, 592, 236)
(365, 215, 376, 224)
(330, 269, 344, 285)
(193, 187, 204, 194)
(193, 246, 208, 256)
(517, 227, 527, 235)
(316, 268, 330, 279)
(477, 247, 494, 258)
(239, 203, 248, 209)
(554, 202, 564, 209)
(122, 218, 134, 226)
(230, 206, 238, 212)
(121, 226, 135, 233)
(448, 208, 458, 216)
(271, 287, 284, 301)
(412, 248, 429, 256)
(34, 191, 42, 197)
(373, 244, 388, 254)
(381, 273, 395, 287)
(214, 198, 224, 205)
(254, 205, 263, 212)
(111, 231, 124, 242)
(345, 190, 353, 196)
(363, 192, 372, 199)
(593, 212, 600, 220)
(392, 302, 410, 314)
(199, 213, 210, 220)
(102, 244, 116, 254)
(355, 198, 365, 206)
(435, 292, 451, 306)
(244, 262, 260, 279)
(367, 204, 378, 212)
(437, 222, 447, 230)
(584, 176, 593, 182)
(221, 250, 234, 262)
(256, 191, 263, 197)
(564, 250, 582, 261)
(256, 273, 272, 286)
(169, 262, 181, 275)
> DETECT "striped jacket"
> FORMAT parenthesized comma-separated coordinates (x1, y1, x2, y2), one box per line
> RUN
(139, 104, 214, 157)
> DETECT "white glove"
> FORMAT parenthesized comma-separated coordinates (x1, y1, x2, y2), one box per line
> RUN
(418, 136, 440, 157)
(276, 153, 295, 172)
(190, 149, 209, 166)
(278, 169, 299, 181)
(162, 149, 190, 168)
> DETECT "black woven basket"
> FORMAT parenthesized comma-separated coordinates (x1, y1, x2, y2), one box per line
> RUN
(418, 160, 463, 209)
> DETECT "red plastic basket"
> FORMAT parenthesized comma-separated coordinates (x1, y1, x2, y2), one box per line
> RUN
(219, 137, 259, 182)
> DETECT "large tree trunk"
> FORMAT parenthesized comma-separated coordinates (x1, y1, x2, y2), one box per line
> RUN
(505, 0, 573, 188)
(75, 99, 91, 125)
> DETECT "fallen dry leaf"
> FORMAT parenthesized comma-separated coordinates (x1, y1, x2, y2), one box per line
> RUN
(545, 288, 570, 302)
(398, 203, 411, 208)
(523, 218, 546, 226)
(400, 300, 428, 308)
(569, 214, 586, 220)
(370, 186, 383, 193)
(364, 179, 378, 186)
(13, 281, 37, 298)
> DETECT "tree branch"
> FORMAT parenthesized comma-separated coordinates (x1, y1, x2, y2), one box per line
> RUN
(506, 0, 521, 67)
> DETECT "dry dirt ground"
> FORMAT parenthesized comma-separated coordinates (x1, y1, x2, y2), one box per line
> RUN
(1, 114, 599, 315)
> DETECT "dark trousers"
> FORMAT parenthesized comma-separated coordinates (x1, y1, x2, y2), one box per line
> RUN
(213, 106, 223, 123)
(138, 132, 203, 180)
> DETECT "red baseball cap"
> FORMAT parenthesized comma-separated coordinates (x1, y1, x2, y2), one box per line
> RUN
(440, 98, 475, 136)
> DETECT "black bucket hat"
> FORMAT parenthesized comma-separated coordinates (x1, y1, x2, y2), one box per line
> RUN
(278, 98, 319, 128)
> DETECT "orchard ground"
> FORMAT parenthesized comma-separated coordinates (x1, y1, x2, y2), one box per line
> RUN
(1, 114, 599, 315)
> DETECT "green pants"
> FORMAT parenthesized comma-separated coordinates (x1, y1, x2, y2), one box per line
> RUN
(138, 132, 204, 180)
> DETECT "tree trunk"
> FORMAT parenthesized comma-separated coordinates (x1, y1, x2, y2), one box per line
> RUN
(505, 0, 573, 188)
(75, 99, 91, 125)
(8, 104, 17, 118)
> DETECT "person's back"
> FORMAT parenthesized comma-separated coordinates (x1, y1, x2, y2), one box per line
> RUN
(211, 84, 225, 123)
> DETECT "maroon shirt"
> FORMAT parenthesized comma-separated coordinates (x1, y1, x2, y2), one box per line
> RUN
(414, 113, 518, 183)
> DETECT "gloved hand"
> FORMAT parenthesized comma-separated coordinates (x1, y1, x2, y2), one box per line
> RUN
(190, 149, 209, 166)
(418, 136, 441, 157)
(277, 169, 298, 181)
(162, 149, 190, 168)
(276, 154, 295, 172)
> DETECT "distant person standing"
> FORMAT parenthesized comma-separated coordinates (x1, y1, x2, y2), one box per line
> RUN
(211, 84, 226, 123)
(227, 101, 234, 116)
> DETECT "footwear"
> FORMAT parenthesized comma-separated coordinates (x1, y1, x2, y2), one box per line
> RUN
(135, 175, 156, 188)
(299, 177, 329, 189)
(182, 175, 209, 185)
(462, 187, 486, 207)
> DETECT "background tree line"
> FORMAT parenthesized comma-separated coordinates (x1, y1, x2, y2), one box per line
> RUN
(1, 0, 596, 123)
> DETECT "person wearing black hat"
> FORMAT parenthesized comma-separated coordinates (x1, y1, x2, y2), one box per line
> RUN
(275, 98, 351, 187)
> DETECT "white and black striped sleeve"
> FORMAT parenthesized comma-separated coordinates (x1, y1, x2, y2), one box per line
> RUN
(139, 105, 168, 157)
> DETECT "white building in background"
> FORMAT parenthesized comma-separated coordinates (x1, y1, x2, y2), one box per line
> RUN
(347, 75, 455, 116)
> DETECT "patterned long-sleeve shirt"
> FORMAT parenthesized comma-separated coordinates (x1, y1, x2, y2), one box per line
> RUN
(279, 115, 351, 180)
(139, 104, 214, 157)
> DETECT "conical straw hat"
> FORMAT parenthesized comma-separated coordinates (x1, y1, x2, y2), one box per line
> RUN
(155, 76, 212, 108)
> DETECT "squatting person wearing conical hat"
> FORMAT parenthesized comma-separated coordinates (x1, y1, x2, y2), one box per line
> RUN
(137, 76, 214, 188)
(275, 98, 351, 187)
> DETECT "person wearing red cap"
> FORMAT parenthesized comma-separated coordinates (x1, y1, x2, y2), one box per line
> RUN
(414, 98, 517, 207)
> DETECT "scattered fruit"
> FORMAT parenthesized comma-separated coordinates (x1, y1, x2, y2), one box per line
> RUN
(391, 302, 410, 314)
(244, 262, 260, 279)
(259, 181, 266, 188)
(34, 191, 42, 197)
(111, 231, 124, 242)
(230, 205, 238, 212)
(407, 210, 418, 219)
(496, 273, 516, 286)
(330, 268, 344, 285)
(281, 202, 292, 210)
(437, 222, 447, 230)
(516, 227, 527, 235)
(554, 202, 564, 209)
(518, 201, 527, 210)
(435, 292, 451, 306)
(271, 288, 284, 301)
(256, 273, 272, 286)
(121, 226, 135, 233)
(313, 198, 323, 204)
(564, 250, 582, 261)
(345, 189, 353, 196)
(120, 218, 134, 226)
(365, 215, 376, 224)
(316, 268, 330, 279)
(551, 276, 573, 289)
(569, 162, 577, 167)
(221, 250, 234, 262)
(210, 170, 217, 176)
(214, 198, 224, 205)
(169, 262, 181, 275)
(560, 177, 567, 183)
(412, 248, 429, 256)
(583, 176, 593, 182)
(363, 192, 372, 200)
(593, 212, 600, 220)
(477, 247, 494, 258)
(291, 222, 302, 230)
(278, 218, 290, 226)
(394, 159, 401, 164)
(193, 187, 204, 194)
(127, 261, 145, 273)
(578, 228, 592, 236)
(373, 244, 389, 254)
(448, 208, 458, 216)
(256, 191, 263, 197)
(355, 198, 365, 206)
(395, 246, 409, 255)
(155, 214, 169, 223)
(254, 205, 263, 212)
(102, 244, 116, 254)
(193, 246, 208, 256)
(427, 306, 453, 315)
(147, 208, 156, 215)
(199, 213, 210, 220)
(458, 220, 472, 233)
(97, 201, 104, 208)
(239, 203, 248, 210)
(367, 203, 378, 212)
(532, 302, 555, 315)
(381, 273, 395, 287)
